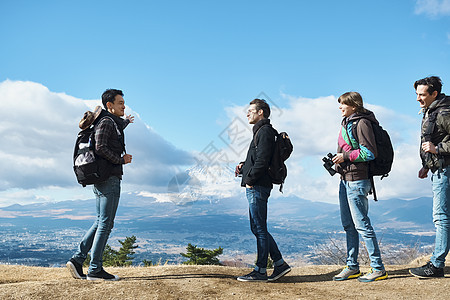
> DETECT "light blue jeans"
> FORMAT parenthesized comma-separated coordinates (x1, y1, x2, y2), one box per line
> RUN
(72, 176, 121, 274)
(339, 179, 384, 271)
(430, 167, 450, 268)
(246, 186, 284, 274)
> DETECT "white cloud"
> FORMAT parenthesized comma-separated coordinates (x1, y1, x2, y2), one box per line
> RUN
(0, 80, 194, 206)
(415, 0, 450, 17)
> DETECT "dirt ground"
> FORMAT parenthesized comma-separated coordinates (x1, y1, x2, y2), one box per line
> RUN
(1, 264, 450, 299)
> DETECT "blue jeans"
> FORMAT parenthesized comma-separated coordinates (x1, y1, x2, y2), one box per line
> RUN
(72, 176, 121, 274)
(430, 167, 450, 268)
(339, 180, 384, 271)
(246, 185, 284, 274)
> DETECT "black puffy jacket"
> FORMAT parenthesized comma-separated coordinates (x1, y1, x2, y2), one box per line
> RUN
(240, 118, 275, 189)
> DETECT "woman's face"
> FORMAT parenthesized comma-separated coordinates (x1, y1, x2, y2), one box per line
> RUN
(339, 102, 356, 118)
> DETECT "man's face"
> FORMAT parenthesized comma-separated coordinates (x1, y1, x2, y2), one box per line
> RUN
(416, 85, 437, 108)
(247, 104, 264, 124)
(107, 95, 126, 117)
(339, 102, 356, 118)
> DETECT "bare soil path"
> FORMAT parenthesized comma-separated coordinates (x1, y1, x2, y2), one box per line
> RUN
(1, 264, 449, 299)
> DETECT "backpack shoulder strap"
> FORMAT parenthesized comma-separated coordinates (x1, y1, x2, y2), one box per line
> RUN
(423, 109, 439, 141)
(253, 124, 275, 147)
(96, 116, 121, 134)
(350, 118, 368, 144)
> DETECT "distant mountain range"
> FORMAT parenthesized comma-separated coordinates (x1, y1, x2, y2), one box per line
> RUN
(0, 194, 436, 266)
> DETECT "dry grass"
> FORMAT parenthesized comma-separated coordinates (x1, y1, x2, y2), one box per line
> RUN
(1, 263, 450, 299)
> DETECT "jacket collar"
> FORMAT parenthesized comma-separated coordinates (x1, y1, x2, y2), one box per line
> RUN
(252, 118, 271, 135)
(94, 109, 125, 132)
(427, 93, 450, 113)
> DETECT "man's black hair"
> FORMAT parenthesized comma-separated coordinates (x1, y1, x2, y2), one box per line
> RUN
(414, 76, 443, 95)
(250, 98, 271, 118)
(102, 89, 124, 109)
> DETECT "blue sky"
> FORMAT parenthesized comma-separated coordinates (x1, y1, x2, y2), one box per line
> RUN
(1, 0, 450, 206)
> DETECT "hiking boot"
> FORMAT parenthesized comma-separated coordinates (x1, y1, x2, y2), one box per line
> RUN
(66, 258, 86, 279)
(358, 268, 388, 282)
(333, 266, 361, 281)
(87, 269, 120, 281)
(409, 261, 444, 279)
(237, 270, 268, 282)
(268, 262, 291, 282)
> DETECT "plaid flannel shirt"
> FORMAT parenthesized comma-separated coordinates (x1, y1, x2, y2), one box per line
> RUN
(94, 117, 129, 164)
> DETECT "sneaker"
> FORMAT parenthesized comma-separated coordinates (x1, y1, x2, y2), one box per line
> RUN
(87, 269, 120, 281)
(333, 266, 361, 281)
(66, 258, 86, 280)
(237, 270, 268, 282)
(409, 261, 444, 279)
(358, 268, 388, 282)
(268, 262, 291, 282)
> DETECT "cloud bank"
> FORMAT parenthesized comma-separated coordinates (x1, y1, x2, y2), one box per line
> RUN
(0, 80, 194, 205)
(0, 80, 433, 206)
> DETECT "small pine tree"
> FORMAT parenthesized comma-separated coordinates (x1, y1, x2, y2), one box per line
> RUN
(81, 236, 138, 267)
(180, 243, 223, 265)
(142, 259, 153, 267)
(83, 254, 90, 267)
(103, 244, 120, 267)
(115, 235, 138, 266)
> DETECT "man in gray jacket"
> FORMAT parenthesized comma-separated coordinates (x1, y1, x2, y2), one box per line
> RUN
(410, 76, 450, 278)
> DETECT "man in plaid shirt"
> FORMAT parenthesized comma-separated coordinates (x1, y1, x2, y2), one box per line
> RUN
(67, 89, 133, 281)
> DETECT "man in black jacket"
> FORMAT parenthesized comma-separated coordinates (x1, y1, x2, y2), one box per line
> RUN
(235, 99, 290, 282)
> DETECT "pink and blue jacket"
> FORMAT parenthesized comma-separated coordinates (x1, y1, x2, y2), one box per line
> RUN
(337, 110, 378, 181)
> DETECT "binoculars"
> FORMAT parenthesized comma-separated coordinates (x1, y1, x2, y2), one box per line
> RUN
(322, 153, 337, 176)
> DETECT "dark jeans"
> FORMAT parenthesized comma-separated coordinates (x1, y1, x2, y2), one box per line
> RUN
(246, 185, 284, 273)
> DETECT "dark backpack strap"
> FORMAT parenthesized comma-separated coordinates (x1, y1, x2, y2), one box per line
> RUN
(370, 176, 377, 201)
(253, 124, 275, 147)
(422, 110, 438, 142)
(422, 110, 440, 167)
(350, 119, 361, 144)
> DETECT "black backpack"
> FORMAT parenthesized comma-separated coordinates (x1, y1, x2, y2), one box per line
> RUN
(352, 119, 394, 200)
(255, 126, 293, 192)
(73, 116, 118, 187)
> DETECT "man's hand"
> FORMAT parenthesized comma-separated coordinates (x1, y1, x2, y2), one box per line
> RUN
(126, 115, 135, 123)
(422, 142, 437, 154)
(418, 167, 429, 179)
(235, 163, 244, 177)
(332, 153, 344, 165)
(123, 154, 133, 164)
